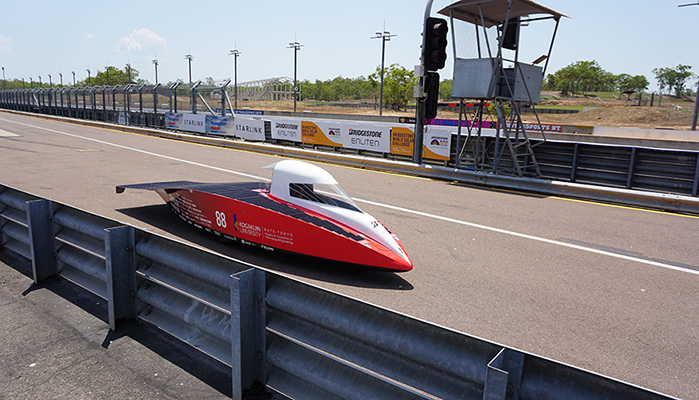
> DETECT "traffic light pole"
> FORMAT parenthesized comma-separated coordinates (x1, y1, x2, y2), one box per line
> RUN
(413, 0, 436, 164)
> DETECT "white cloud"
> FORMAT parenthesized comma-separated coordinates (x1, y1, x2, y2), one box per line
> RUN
(116, 28, 166, 54)
(86, 34, 97, 40)
(0, 36, 13, 54)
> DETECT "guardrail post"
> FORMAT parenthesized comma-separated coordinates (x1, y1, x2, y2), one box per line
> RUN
(230, 268, 266, 400)
(105, 226, 137, 330)
(483, 348, 524, 400)
(26, 199, 58, 283)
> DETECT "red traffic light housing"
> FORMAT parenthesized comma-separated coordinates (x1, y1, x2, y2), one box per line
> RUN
(423, 17, 448, 72)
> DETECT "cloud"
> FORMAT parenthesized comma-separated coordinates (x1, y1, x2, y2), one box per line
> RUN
(116, 28, 166, 53)
(0, 36, 13, 54)
(86, 34, 97, 40)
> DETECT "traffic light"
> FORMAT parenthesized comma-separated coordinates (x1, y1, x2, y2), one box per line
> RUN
(423, 17, 448, 72)
(425, 72, 440, 120)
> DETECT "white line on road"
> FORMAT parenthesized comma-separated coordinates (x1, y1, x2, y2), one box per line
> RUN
(4, 117, 698, 276)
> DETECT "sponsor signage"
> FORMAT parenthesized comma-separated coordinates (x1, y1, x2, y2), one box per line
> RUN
(271, 118, 302, 142)
(234, 117, 266, 141)
(165, 113, 183, 129)
(342, 122, 391, 153)
(424, 126, 451, 161)
(302, 119, 343, 147)
(182, 113, 207, 133)
(206, 116, 232, 135)
(390, 125, 414, 156)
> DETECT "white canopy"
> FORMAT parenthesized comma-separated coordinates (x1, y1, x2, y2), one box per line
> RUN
(438, 0, 567, 28)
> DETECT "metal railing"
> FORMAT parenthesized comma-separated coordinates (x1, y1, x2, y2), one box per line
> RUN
(0, 184, 679, 400)
(2, 90, 699, 199)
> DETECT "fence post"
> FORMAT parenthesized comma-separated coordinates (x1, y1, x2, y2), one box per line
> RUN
(105, 225, 137, 331)
(26, 199, 58, 283)
(230, 268, 266, 400)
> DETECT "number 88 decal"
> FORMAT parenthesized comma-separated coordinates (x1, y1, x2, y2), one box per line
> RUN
(215, 211, 227, 228)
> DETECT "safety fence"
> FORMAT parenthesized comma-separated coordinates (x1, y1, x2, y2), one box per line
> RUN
(2, 89, 699, 199)
(0, 184, 678, 400)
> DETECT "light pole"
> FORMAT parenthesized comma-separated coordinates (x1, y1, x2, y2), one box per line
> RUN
(38, 75, 42, 88)
(228, 49, 240, 110)
(48, 74, 52, 87)
(153, 59, 159, 85)
(287, 41, 303, 112)
(1, 66, 5, 90)
(30, 77, 33, 89)
(680, 3, 699, 130)
(71, 71, 76, 86)
(106, 66, 110, 86)
(86, 68, 91, 86)
(185, 53, 194, 84)
(126, 63, 132, 84)
(371, 30, 397, 116)
(59, 72, 63, 87)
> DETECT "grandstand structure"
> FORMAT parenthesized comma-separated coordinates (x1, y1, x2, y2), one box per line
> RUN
(233, 77, 294, 102)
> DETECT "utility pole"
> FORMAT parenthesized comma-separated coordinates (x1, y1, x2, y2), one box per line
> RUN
(229, 49, 241, 110)
(185, 53, 194, 84)
(371, 30, 396, 116)
(287, 41, 303, 113)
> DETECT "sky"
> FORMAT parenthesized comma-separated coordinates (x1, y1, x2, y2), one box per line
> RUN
(1, 0, 697, 92)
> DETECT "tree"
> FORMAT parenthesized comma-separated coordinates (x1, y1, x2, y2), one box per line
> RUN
(653, 65, 694, 97)
(368, 64, 416, 109)
(617, 73, 648, 93)
(89, 66, 139, 86)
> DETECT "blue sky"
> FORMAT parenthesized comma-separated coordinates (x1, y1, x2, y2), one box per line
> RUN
(1, 0, 697, 91)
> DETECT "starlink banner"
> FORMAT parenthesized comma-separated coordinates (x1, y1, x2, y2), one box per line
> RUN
(234, 117, 266, 141)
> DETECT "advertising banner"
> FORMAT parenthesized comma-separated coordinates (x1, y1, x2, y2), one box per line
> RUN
(301, 119, 343, 147)
(165, 113, 183, 130)
(343, 121, 391, 153)
(390, 125, 414, 157)
(234, 117, 266, 141)
(424, 126, 452, 161)
(182, 113, 207, 133)
(271, 118, 302, 142)
(206, 116, 232, 136)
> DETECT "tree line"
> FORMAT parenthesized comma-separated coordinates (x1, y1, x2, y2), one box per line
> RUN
(2, 60, 695, 102)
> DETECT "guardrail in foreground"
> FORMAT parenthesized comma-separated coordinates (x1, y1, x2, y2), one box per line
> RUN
(0, 184, 679, 400)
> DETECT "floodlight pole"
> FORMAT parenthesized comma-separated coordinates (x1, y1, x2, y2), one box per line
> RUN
(87, 69, 91, 86)
(371, 31, 397, 116)
(1, 66, 5, 90)
(229, 49, 240, 110)
(287, 41, 303, 113)
(185, 53, 194, 84)
(153, 59, 159, 85)
(72, 71, 76, 86)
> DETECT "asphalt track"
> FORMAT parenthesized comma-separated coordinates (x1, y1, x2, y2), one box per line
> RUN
(1, 111, 698, 399)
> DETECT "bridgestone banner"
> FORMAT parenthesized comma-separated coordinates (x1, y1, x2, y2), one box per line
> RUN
(234, 117, 266, 141)
(271, 118, 302, 142)
(343, 121, 391, 153)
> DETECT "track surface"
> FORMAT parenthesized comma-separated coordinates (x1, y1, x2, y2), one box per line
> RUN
(1, 112, 698, 399)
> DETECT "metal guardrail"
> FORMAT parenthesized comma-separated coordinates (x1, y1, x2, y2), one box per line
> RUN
(0, 184, 680, 400)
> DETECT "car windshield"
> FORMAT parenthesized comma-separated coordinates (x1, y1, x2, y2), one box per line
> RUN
(289, 182, 361, 212)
